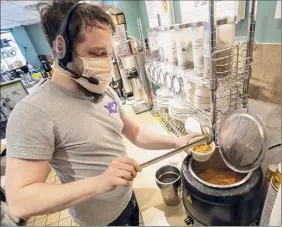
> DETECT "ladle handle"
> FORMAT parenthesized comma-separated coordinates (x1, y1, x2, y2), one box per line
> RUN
(140, 135, 208, 169)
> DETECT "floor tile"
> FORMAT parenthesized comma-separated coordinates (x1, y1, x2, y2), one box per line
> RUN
(55, 176, 60, 182)
(27, 216, 35, 223)
(45, 176, 56, 184)
(59, 217, 72, 226)
(46, 212, 60, 225)
(139, 212, 143, 224)
(59, 210, 70, 220)
(71, 220, 79, 226)
(48, 221, 59, 226)
(35, 214, 47, 220)
(48, 170, 56, 178)
(25, 221, 34, 226)
(34, 216, 48, 226)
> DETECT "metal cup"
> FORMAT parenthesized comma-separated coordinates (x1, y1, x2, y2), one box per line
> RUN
(156, 165, 181, 206)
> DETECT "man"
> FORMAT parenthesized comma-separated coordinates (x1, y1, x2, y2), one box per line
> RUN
(5, 0, 200, 226)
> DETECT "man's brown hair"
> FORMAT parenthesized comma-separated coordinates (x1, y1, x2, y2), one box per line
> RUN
(37, 0, 115, 51)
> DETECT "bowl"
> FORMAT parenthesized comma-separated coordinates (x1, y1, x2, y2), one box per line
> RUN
(189, 138, 216, 162)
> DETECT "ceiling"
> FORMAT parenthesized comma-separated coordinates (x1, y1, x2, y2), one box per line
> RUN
(1, 0, 102, 30)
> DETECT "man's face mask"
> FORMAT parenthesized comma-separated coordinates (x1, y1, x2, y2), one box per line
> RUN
(74, 56, 113, 94)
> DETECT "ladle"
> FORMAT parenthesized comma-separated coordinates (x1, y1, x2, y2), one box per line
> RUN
(140, 125, 214, 169)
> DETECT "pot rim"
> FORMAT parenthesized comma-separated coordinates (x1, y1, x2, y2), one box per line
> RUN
(188, 158, 253, 188)
(155, 165, 181, 186)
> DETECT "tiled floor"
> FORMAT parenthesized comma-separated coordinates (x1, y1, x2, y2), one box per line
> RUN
(25, 168, 144, 226)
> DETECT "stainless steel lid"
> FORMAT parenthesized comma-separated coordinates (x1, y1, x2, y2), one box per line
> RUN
(218, 112, 268, 173)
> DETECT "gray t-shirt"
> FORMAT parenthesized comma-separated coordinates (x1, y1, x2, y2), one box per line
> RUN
(6, 81, 132, 226)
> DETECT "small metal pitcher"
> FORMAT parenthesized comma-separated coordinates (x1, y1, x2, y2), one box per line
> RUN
(156, 165, 181, 206)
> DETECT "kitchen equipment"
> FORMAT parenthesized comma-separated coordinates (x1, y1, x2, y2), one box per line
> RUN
(111, 56, 121, 82)
(140, 125, 214, 169)
(128, 69, 143, 101)
(156, 165, 181, 206)
(260, 163, 281, 226)
(181, 110, 268, 225)
(182, 151, 263, 226)
(119, 68, 132, 95)
(218, 112, 268, 173)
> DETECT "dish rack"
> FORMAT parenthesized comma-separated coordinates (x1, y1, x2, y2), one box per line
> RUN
(143, 0, 257, 143)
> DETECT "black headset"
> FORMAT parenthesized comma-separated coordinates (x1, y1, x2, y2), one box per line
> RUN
(55, 2, 99, 85)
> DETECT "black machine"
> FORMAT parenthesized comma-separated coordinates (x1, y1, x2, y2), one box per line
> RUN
(54, 2, 99, 85)
(180, 153, 263, 226)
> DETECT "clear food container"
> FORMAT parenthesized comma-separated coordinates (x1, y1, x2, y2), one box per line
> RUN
(166, 25, 178, 64)
(191, 22, 204, 75)
(148, 28, 161, 61)
(157, 26, 166, 61)
(203, 17, 236, 79)
(174, 23, 194, 69)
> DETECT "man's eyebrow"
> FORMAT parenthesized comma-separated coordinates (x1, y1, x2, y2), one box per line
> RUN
(89, 47, 107, 51)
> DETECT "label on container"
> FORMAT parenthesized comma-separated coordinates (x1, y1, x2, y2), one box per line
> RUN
(168, 40, 178, 63)
(192, 38, 204, 72)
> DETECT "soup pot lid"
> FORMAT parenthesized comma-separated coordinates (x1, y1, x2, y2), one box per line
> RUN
(218, 112, 268, 173)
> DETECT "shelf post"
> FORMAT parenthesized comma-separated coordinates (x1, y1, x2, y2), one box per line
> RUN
(243, 0, 257, 108)
(208, 0, 217, 139)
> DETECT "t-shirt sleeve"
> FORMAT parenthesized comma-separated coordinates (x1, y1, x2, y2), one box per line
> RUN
(6, 102, 55, 160)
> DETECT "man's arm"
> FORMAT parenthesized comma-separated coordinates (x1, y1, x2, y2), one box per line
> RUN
(121, 114, 201, 150)
(6, 157, 140, 219)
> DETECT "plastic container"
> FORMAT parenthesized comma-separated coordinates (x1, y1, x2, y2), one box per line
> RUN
(157, 27, 166, 61)
(148, 28, 161, 61)
(174, 23, 194, 68)
(166, 25, 178, 64)
(191, 22, 204, 75)
(203, 17, 236, 79)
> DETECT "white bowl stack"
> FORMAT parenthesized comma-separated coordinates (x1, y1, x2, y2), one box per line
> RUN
(184, 80, 196, 103)
(194, 85, 210, 110)
(156, 88, 174, 108)
(168, 99, 196, 121)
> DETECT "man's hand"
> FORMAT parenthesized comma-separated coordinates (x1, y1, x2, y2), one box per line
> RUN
(98, 157, 141, 193)
(174, 133, 202, 154)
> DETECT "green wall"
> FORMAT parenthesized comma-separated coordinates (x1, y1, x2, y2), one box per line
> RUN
(119, 0, 142, 39)
(236, 1, 281, 43)
(11, 26, 42, 67)
(25, 24, 52, 56)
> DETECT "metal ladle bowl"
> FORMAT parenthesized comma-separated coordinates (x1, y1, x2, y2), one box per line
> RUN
(140, 125, 214, 169)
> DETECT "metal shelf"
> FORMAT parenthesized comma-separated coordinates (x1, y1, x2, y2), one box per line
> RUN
(143, 0, 256, 142)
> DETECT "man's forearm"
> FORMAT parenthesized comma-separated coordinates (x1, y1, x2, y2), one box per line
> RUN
(9, 175, 104, 219)
(134, 128, 177, 150)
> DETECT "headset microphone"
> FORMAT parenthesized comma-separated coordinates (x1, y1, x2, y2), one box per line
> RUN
(58, 62, 99, 85)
